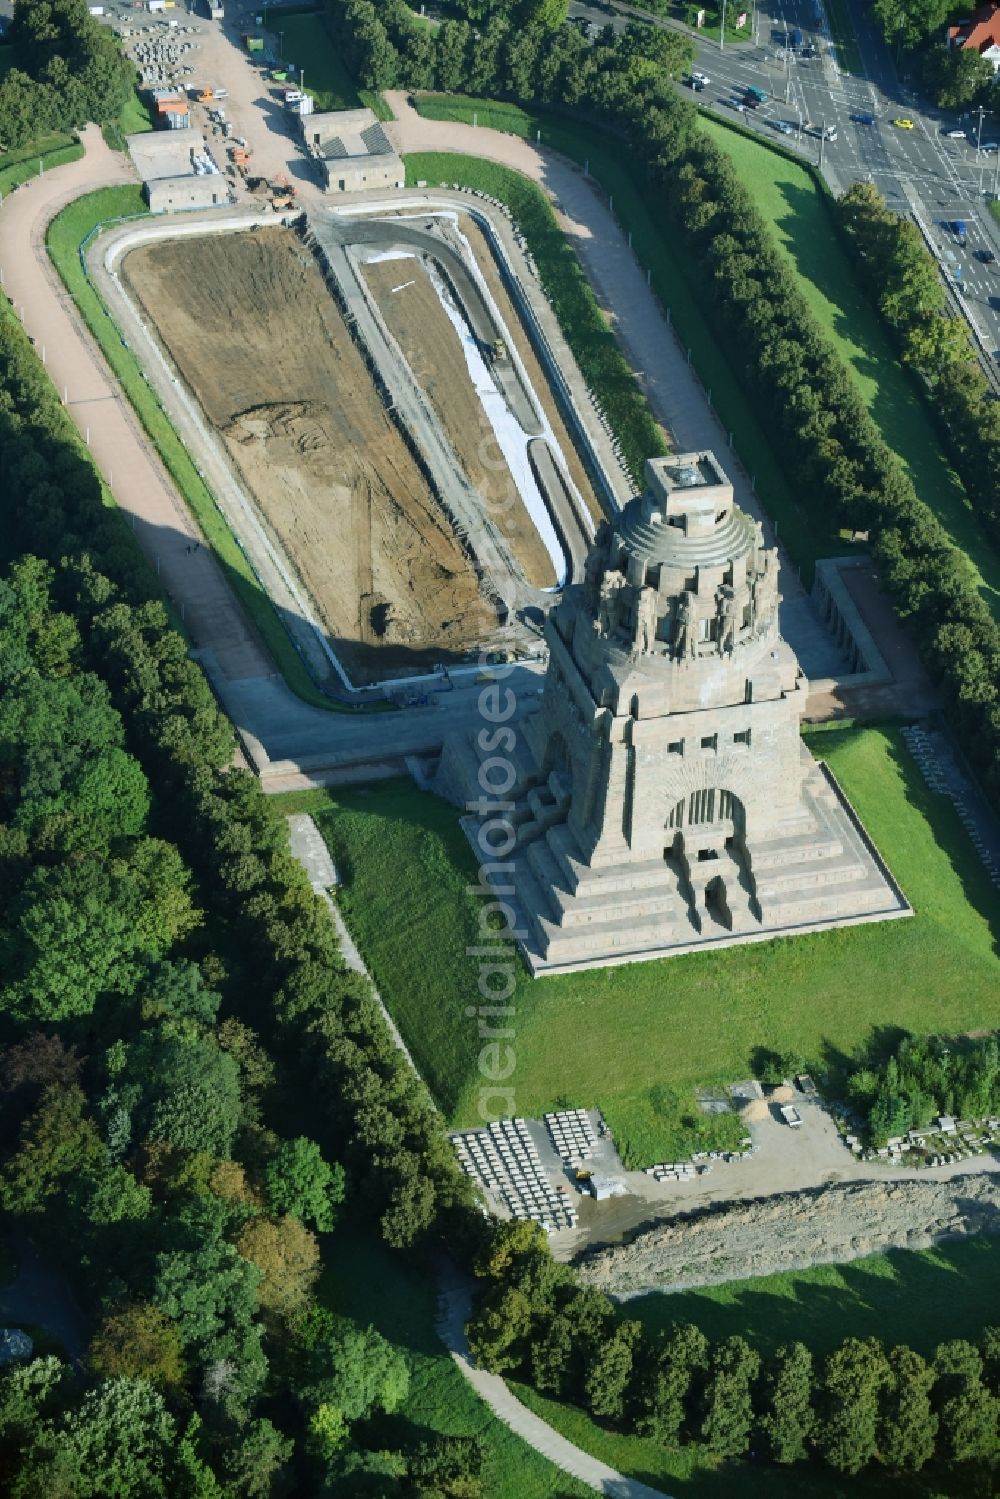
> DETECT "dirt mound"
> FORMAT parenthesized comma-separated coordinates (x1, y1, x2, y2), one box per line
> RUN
(741, 1099, 769, 1123)
(771, 1085, 795, 1103)
(123, 226, 494, 683)
(575, 1173, 1000, 1297)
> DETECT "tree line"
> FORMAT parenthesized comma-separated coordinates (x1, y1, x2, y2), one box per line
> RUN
(870, 0, 995, 110)
(469, 1220, 1000, 1482)
(838, 181, 1000, 550)
(0, 0, 134, 150)
(847, 1030, 1000, 1145)
(0, 309, 487, 1494)
(330, 0, 1000, 811)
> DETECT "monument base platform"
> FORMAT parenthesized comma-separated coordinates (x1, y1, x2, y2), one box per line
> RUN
(438, 734, 910, 977)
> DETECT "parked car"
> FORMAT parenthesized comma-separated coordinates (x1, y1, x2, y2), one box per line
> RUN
(976, 248, 996, 263)
(851, 112, 876, 125)
(893, 116, 915, 129)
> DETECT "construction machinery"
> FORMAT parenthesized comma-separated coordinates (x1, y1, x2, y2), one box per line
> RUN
(270, 173, 296, 210)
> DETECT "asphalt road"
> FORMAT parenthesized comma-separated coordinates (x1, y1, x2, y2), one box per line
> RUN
(570, 0, 1000, 368)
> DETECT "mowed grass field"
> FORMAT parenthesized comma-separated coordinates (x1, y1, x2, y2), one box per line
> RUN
(276, 725, 999, 1166)
(702, 117, 1000, 617)
(510, 1238, 1000, 1497)
(323, 1230, 590, 1499)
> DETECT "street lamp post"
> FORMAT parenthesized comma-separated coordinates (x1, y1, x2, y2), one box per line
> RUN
(720, 0, 726, 53)
(993, 148, 1000, 198)
(819, 119, 826, 171)
(977, 104, 986, 157)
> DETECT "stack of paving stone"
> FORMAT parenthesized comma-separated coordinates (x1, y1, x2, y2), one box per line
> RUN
(452, 1119, 578, 1232)
(644, 1161, 698, 1183)
(545, 1109, 598, 1161)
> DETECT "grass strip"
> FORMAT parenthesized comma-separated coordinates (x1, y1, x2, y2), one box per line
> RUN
(274, 724, 999, 1166)
(823, 0, 865, 75)
(404, 148, 669, 484)
(46, 186, 390, 713)
(0, 135, 82, 195)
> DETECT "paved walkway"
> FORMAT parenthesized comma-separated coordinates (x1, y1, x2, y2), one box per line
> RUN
(0, 126, 274, 683)
(436, 1258, 669, 1498)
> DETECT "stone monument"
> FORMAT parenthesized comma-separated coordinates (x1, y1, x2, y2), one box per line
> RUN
(436, 453, 909, 972)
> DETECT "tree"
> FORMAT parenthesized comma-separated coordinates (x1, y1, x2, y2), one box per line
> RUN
(154, 1239, 265, 1402)
(220, 1418, 293, 1499)
(759, 1341, 814, 1464)
(698, 1335, 761, 1459)
(584, 1319, 642, 1421)
(293, 1317, 409, 1424)
(871, 0, 952, 50)
(89, 1305, 186, 1394)
(61, 1377, 177, 1498)
(142, 1039, 242, 1159)
(2, 841, 196, 1022)
(919, 45, 993, 110)
(878, 1345, 937, 1473)
(818, 1338, 889, 1474)
(264, 1136, 345, 1232)
(636, 1323, 709, 1443)
(0, 1083, 101, 1214)
(235, 1215, 320, 1320)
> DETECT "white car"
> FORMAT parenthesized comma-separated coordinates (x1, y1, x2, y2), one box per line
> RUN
(691, 70, 710, 86)
(945, 127, 966, 139)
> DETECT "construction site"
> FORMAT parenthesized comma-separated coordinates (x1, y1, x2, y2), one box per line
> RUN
(113, 200, 613, 690)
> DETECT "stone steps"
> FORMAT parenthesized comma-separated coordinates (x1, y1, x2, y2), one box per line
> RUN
(535, 902, 687, 961)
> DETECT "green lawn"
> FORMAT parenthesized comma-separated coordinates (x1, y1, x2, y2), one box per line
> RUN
(275, 725, 999, 1166)
(403, 149, 668, 484)
(703, 116, 1000, 618)
(0, 133, 82, 195)
(103, 88, 155, 151)
(322, 1230, 590, 1499)
(277, 11, 389, 119)
(45, 186, 390, 715)
(630, 1235, 1000, 1358)
(508, 1238, 1000, 1496)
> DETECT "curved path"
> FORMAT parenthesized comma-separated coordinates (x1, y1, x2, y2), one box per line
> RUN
(436, 1259, 669, 1499)
(0, 127, 274, 684)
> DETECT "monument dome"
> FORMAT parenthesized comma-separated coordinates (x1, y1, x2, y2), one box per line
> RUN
(437, 453, 908, 972)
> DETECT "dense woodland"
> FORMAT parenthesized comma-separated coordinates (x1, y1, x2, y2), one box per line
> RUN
(329, 0, 1000, 811)
(0, 0, 133, 148)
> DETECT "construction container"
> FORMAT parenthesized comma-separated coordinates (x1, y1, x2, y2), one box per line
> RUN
(243, 33, 264, 52)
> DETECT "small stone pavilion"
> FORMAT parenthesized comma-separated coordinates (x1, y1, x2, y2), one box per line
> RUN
(436, 452, 908, 972)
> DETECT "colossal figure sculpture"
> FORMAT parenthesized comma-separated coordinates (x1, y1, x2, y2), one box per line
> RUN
(436, 453, 907, 972)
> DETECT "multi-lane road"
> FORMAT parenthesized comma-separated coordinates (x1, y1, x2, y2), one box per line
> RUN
(571, 0, 1000, 365)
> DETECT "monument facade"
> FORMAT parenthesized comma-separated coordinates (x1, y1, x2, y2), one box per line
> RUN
(436, 453, 909, 972)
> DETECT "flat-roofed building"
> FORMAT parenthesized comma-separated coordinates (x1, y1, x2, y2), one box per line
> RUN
(299, 106, 404, 194)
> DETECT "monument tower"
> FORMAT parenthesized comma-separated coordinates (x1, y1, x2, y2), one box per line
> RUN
(437, 453, 907, 972)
